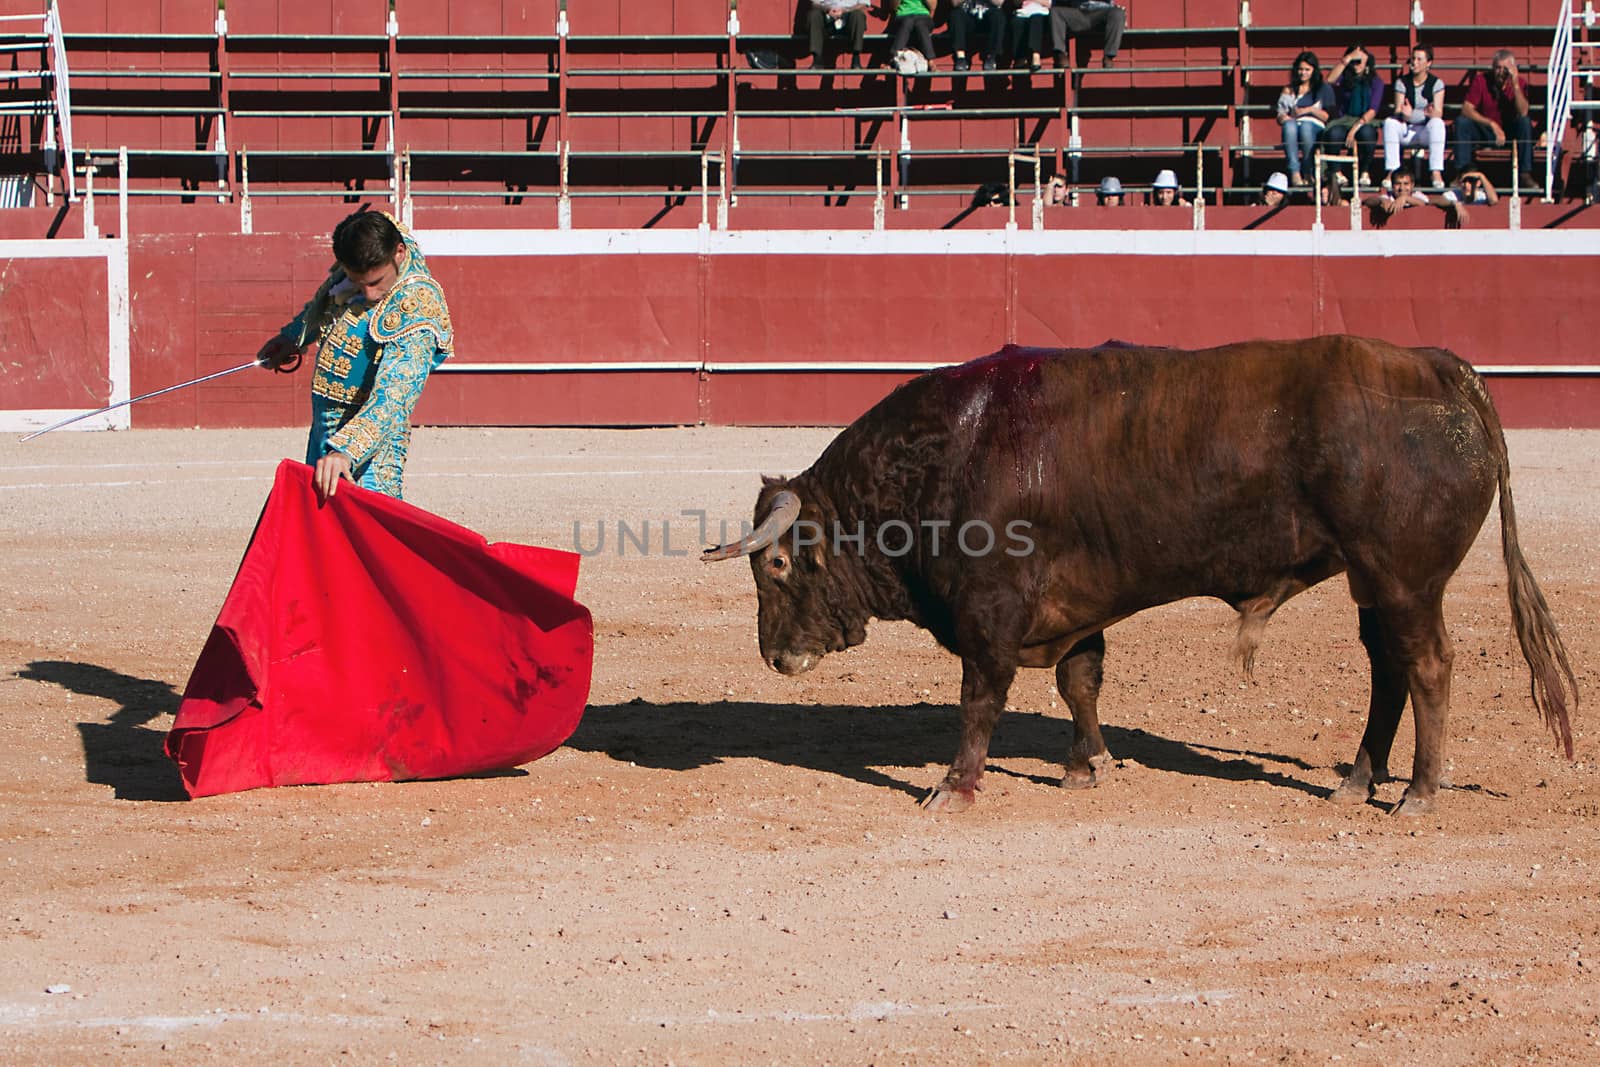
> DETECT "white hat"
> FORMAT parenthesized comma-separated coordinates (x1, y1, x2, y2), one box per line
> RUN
(1097, 176, 1123, 196)
(1153, 169, 1179, 190)
(1264, 171, 1290, 194)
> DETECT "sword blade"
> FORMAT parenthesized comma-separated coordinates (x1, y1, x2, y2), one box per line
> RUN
(18, 359, 266, 443)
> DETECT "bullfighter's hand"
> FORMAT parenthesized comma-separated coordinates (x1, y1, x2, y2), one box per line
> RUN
(256, 334, 306, 373)
(314, 451, 352, 501)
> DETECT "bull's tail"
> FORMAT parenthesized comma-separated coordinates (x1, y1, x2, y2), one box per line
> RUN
(1460, 365, 1578, 757)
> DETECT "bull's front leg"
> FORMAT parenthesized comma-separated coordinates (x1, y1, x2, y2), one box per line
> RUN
(921, 653, 1018, 813)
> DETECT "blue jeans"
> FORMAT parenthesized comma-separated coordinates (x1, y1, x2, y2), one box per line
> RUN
(1281, 118, 1321, 178)
(1453, 113, 1534, 182)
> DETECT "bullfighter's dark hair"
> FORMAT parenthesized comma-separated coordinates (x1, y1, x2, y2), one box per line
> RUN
(332, 211, 403, 273)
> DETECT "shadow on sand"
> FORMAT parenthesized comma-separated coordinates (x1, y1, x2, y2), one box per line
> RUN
(19, 660, 190, 802)
(568, 698, 1333, 802)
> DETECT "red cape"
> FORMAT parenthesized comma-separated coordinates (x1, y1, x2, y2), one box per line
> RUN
(165, 460, 593, 798)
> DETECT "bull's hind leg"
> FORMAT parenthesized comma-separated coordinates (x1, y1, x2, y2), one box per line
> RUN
(1333, 607, 1410, 805)
(921, 652, 1018, 813)
(1392, 595, 1454, 816)
(1335, 593, 1454, 815)
(1057, 633, 1110, 789)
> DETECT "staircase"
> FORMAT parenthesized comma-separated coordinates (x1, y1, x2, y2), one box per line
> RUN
(0, 1, 72, 206)
(1547, 0, 1599, 202)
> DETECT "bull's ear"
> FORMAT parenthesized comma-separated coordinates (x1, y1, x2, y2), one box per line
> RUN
(761, 474, 788, 488)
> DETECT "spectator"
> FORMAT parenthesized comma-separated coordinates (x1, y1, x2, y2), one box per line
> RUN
(1047, 174, 1070, 206)
(1276, 51, 1335, 188)
(1096, 175, 1124, 205)
(1455, 49, 1533, 189)
(1010, 1, 1052, 73)
(1455, 167, 1499, 205)
(888, 0, 937, 70)
(1383, 44, 1446, 189)
(948, 0, 1007, 72)
(1258, 170, 1290, 207)
(1050, 1, 1127, 70)
(1150, 169, 1188, 206)
(972, 181, 1011, 207)
(1320, 44, 1385, 189)
(804, 1, 871, 69)
(1361, 168, 1465, 227)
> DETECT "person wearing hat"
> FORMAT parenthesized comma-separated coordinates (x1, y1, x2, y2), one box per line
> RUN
(1259, 171, 1291, 207)
(1096, 175, 1123, 206)
(1150, 168, 1188, 206)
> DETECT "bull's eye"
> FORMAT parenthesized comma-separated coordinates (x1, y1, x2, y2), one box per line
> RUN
(768, 554, 789, 577)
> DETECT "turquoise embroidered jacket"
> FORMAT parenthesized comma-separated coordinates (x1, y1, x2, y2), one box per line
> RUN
(280, 233, 453, 499)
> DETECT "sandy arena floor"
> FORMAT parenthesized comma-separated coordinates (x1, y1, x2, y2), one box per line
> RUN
(1, 425, 1597, 1065)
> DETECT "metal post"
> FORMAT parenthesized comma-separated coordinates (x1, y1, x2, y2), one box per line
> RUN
(1193, 146, 1205, 230)
(874, 150, 886, 230)
(117, 145, 127, 240)
(239, 146, 252, 235)
(82, 150, 95, 238)
(401, 147, 414, 230)
(557, 140, 571, 229)
(1510, 149, 1522, 229)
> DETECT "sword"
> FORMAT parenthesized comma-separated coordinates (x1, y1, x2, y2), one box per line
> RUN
(18, 358, 267, 442)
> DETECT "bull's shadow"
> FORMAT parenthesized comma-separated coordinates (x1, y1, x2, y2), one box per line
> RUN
(568, 699, 1331, 801)
(18, 660, 188, 802)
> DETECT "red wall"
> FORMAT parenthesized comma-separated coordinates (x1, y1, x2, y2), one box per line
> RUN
(82, 204, 1599, 431)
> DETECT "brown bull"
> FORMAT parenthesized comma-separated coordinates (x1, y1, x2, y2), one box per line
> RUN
(703, 337, 1577, 816)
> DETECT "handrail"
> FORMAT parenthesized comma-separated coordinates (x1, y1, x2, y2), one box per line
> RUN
(46, 0, 74, 201)
(1546, 1, 1577, 201)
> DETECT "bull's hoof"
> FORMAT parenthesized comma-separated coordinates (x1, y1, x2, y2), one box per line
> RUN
(1329, 777, 1371, 806)
(1060, 767, 1097, 790)
(919, 784, 976, 813)
(1391, 790, 1437, 817)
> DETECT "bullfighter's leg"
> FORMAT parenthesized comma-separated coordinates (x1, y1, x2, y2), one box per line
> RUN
(1332, 606, 1410, 805)
(921, 652, 1018, 813)
(1057, 633, 1109, 789)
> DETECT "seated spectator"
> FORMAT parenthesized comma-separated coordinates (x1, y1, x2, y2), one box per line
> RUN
(888, 0, 937, 70)
(973, 181, 1011, 207)
(1047, 174, 1070, 206)
(1258, 171, 1290, 207)
(1320, 45, 1385, 189)
(1277, 51, 1335, 188)
(948, 0, 1007, 72)
(1050, 1, 1127, 70)
(1383, 45, 1446, 189)
(804, 1, 871, 69)
(1096, 175, 1123, 206)
(1010, 1, 1052, 73)
(1455, 167, 1499, 205)
(1455, 49, 1533, 189)
(1362, 169, 1465, 226)
(1150, 169, 1188, 206)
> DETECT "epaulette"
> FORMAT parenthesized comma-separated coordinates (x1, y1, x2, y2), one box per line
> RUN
(370, 273, 454, 353)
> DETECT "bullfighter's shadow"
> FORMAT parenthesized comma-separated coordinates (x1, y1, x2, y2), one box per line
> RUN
(19, 660, 188, 802)
(568, 699, 1331, 802)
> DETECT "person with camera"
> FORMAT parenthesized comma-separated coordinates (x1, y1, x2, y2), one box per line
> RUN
(1320, 44, 1385, 191)
(1455, 49, 1533, 190)
(949, 0, 1007, 72)
(804, 1, 871, 70)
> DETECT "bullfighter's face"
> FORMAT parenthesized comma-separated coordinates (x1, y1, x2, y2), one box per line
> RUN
(341, 244, 409, 305)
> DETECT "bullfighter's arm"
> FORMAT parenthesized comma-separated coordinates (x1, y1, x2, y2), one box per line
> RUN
(325, 330, 440, 466)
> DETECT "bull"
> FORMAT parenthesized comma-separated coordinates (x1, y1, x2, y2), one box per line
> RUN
(702, 337, 1577, 816)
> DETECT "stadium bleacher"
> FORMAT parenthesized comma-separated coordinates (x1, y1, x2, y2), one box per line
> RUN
(1, 1, 1595, 214)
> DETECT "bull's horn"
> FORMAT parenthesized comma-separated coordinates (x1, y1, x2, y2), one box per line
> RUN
(701, 490, 801, 562)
